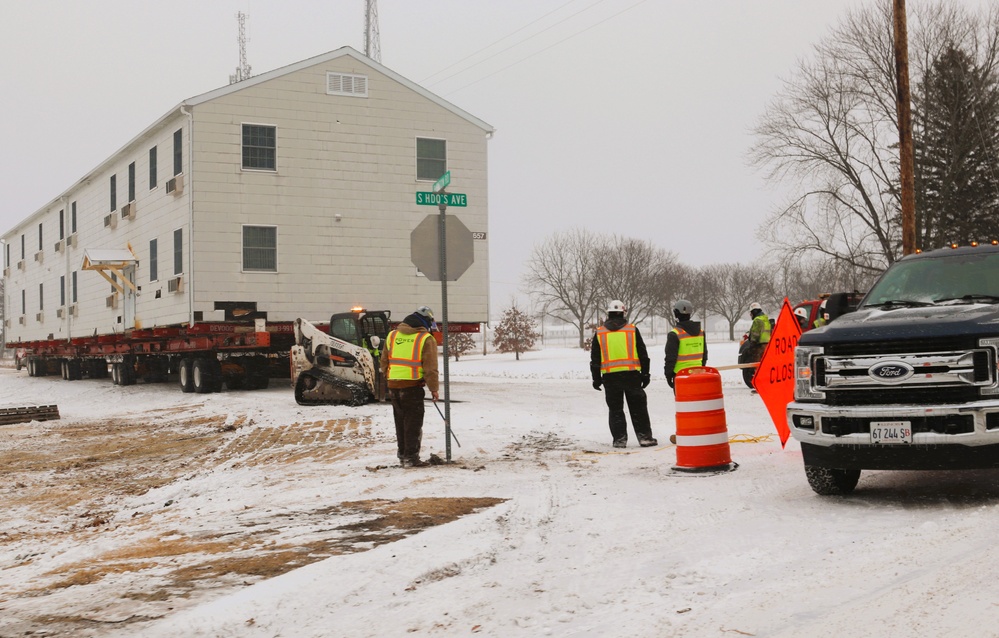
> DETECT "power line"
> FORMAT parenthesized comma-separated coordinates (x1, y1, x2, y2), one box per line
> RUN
(442, 0, 650, 96)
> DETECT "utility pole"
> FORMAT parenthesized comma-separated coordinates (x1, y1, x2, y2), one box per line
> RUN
(893, 0, 917, 255)
(364, 0, 382, 62)
(229, 12, 252, 85)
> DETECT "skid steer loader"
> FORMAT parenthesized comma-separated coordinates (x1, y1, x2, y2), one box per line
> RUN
(290, 308, 391, 406)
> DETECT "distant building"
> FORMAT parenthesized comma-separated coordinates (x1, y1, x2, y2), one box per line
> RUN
(2, 46, 492, 343)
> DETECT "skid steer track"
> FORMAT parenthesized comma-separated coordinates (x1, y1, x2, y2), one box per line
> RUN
(294, 367, 370, 406)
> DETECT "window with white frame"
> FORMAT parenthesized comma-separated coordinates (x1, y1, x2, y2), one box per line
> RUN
(242, 124, 276, 171)
(242, 225, 277, 272)
(416, 138, 446, 181)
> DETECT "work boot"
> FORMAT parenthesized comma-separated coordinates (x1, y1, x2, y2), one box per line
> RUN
(406, 458, 430, 468)
(639, 437, 658, 447)
(399, 458, 410, 468)
(612, 438, 627, 449)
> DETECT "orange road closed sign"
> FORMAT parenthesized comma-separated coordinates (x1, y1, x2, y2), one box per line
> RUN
(752, 298, 802, 447)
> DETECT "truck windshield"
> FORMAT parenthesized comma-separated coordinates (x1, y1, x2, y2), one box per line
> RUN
(864, 252, 999, 306)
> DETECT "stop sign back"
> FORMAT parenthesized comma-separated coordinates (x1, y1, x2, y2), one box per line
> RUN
(410, 214, 474, 281)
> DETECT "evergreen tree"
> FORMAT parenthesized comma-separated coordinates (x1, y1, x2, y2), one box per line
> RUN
(914, 45, 999, 248)
(493, 304, 539, 361)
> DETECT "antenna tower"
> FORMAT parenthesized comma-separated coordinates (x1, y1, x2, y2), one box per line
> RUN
(364, 0, 382, 62)
(229, 12, 252, 84)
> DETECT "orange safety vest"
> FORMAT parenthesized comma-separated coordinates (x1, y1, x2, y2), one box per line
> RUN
(672, 327, 705, 373)
(386, 330, 431, 380)
(596, 325, 641, 375)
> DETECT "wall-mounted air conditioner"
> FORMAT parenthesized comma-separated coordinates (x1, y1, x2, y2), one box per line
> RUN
(68, 234, 78, 248)
(106, 294, 118, 309)
(104, 214, 118, 229)
(56, 307, 64, 319)
(120, 202, 136, 220)
(166, 174, 185, 196)
(35, 312, 43, 322)
(18, 316, 26, 325)
(34, 251, 44, 263)
(54, 239, 65, 253)
(2, 267, 8, 277)
(168, 276, 183, 293)
(69, 304, 78, 317)
(17, 260, 25, 270)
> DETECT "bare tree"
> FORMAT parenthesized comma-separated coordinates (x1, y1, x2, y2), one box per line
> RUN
(523, 228, 602, 349)
(702, 263, 770, 341)
(594, 236, 679, 327)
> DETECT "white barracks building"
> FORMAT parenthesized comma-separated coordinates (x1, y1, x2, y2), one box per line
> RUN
(2, 47, 492, 343)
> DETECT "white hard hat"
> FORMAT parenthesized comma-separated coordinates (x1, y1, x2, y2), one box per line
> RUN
(794, 307, 808, 319)
(416, 305, 434, 319)
(674, 299, 693, 315)
(750, 302, 762, 312)
(607, 299, 626, 313)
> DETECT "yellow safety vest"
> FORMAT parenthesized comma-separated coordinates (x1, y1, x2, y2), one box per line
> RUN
(596, 325, 640, 375)
(386, 330, 431, 381)
(751, 314, 771, 344)
(672, 327, 705, 373)
(813, 317, 827, 329)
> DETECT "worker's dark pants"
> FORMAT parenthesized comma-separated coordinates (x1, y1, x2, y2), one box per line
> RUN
(389, 386, 425, 461)
(602, 372, 653, 442)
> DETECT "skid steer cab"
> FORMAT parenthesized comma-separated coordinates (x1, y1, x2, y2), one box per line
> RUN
(290, 308, 391, 406)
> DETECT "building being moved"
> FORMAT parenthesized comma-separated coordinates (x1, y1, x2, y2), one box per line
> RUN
(2, 46, 492, 347)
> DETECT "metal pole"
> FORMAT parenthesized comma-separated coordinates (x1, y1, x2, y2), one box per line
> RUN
(438, 197, 452, 462)
(894, 0, 917, 256)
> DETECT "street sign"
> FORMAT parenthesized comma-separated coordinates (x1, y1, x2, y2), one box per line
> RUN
(752, 298, 802, 447)
(410, 214, 474, 281)
(416, 192, 467, 207)
(432, 170, 451, 193)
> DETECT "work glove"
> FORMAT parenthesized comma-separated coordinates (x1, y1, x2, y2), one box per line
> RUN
(666, 375, 675, 389)
(592, 380, 602, 391)
(641, 375, 650, 389)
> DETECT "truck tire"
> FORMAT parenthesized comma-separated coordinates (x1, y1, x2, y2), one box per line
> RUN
(111, 363, 121, 385)
(804, 465, 861, 495)
(179, 359, 194, 393)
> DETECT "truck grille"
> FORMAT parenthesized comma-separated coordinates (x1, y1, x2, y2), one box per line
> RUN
(815, 347, 994, 406)
(824, 337, 977, 356)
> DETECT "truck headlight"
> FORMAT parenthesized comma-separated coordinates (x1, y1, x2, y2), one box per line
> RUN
(795, 345, 825, 401)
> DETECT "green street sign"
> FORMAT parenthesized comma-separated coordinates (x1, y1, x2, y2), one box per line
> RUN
(416, 192, 467, 207)
(432, 171, 451, 193)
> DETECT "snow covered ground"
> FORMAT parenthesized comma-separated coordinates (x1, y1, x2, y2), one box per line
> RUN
(4, 340, 999, 637)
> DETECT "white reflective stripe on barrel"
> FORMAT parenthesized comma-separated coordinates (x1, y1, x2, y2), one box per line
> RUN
(675, 398, 725, 413)
(675, 432, 730, 447)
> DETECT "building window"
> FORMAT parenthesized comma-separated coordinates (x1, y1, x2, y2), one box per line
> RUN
(110, 174, 117, 211)
(149, 146, 157, 189)
(173, 228, 183, 275)
(173, 129, 182, 176)
(71, 202, 77, 233)
(416, 138, 446, 181)
(242, 225, 277, 272)
(21, 234, 24, 260)
(128, 162, 136, 202)
(149, 238, 158, 282)
(59, 210, 65, 240)
(21, 289, 25, 315)
(72, 271, 78, 303)
(242, 124, 277, 171)
(38, 223, 43, 251)
(4, 243, 8, 268)
(60, 276, 65, 307)
(39, 283, 43, 311)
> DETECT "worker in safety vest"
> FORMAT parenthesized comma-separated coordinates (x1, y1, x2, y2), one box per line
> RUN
(589, 300, 657, 449)
(663, 299, 707, 393)
(813, 300, 829, 328)
(747, 302, 771, 360)
(380, 306, 440, 468)
(794, 306, 810, 332)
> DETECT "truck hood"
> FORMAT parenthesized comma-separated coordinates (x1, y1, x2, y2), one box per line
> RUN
(800, 303, 999, 345)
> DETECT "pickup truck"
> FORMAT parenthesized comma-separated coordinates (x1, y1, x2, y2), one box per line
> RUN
(789, 242, 999, 494)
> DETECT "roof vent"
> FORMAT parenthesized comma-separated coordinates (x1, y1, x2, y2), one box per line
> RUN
(327, 72, 368, 97)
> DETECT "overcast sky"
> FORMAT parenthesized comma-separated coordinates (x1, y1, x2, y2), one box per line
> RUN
(2, 0, 987, 313)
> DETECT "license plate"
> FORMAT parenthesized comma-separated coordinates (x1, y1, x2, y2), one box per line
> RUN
(871, 421, 912, 444)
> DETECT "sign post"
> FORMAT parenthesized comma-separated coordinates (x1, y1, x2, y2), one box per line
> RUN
(752, 298, 802, 447)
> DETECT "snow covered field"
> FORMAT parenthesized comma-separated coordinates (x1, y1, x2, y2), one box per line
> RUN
(4, 340, 999, 637)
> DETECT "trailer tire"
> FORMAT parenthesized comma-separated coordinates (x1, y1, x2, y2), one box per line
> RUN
(804, 465, 861, 495)
(111, 363, 121, 385)
(179, 359, 194, 393)
(119, 360, 137, 386)
(27, 358, 36, 377)
(193, 358, 215, 394)
(61, 361, 69, 380)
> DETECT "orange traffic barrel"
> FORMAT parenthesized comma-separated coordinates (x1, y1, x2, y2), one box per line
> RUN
(673, 366, 735, 473)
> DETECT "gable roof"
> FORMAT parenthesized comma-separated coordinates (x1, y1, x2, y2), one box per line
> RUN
(4, 47, 493, 236)
(188, 46, 494, 133)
